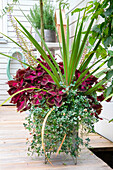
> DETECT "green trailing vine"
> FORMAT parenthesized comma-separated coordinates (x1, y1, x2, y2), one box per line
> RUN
(24, 88, 99, 160)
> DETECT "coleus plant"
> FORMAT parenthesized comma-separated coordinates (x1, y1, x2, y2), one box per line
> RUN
(7, 55, 108, 119)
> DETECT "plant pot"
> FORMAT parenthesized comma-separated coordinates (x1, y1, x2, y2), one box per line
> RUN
(24, 106, 81, 165)
(35, 29, 56, 42)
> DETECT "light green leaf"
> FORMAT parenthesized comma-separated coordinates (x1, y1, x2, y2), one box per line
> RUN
(85, 78, 107, 95)
(107, 57, 113, 68)
(0, 52, 36, 70)
(71, 7, 85, 15)
(109, 119, 113, 123)
(104, 93, 113, 101)
(106, 70, 113, 80)
(108, 50, 113, 56)
(104, 36, 112, 48)
(0, 87, 47, 106)
(104, 85, 112, 97)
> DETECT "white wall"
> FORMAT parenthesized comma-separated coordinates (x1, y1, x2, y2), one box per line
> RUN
(0, 0, 45, 104)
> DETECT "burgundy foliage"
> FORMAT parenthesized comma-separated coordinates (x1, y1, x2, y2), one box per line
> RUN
(7, 55, 111, 116)
(7, 56, 66, 112)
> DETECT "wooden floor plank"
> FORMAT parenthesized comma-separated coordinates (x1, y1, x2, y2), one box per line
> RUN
(0, 106, 112, 170)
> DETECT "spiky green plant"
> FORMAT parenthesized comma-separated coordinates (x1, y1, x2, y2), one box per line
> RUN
(0, 4, 111, 93)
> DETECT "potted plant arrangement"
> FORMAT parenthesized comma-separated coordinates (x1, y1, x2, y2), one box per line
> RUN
(0, 0, 113, 165)
(28, 0, 56, 42)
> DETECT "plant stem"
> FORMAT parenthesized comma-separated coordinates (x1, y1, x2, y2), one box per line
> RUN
(40, 0, 44, 48)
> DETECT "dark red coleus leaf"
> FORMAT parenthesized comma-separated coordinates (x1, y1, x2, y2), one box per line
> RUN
(47, 97, 55, 106)
(7, 87, 17, 95)
(75, 70, 81, 79)
(48, 90, 57, 96)
(32, 98, 40, 105)
(54, 100, 63, 107)
(92, 103, 102, 110)
(106, 97, 112, 102)
(17, 98, 26, 111)
(79, 86, 87, 92)
(7, 80, 18, 88)
(24, 83, 36, 92)
(55, 95, 62, 103)
(16, 68, 29, 79)
(97, 94, 105, 102)
(21, 103, 31, 112)
(10, 94, 22, 104)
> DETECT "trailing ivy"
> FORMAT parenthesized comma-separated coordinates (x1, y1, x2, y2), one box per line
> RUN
(24, 89, 99, 159)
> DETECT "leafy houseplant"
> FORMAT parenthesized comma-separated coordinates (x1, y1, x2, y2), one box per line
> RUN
(0, 0, 113, 165)
(28, 1, 56, 42)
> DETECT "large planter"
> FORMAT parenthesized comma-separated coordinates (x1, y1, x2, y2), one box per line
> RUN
(35, 29, 56, 42)
(24, 106, 82, 165)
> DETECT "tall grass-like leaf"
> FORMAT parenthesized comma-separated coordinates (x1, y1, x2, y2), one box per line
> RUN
(0, 51, 60, 87)
(85, 78, 107, 95)
(77, 18, 94, 65)
(41, 108, 54, 166)
(68, 12, 83, 84)
(15, 18, 61, 82)
(70, 12, 80, 56)
(54, 23, 63, 57)
(73, 59, 102, 89)
(104, 93, 113, 101)
(34, 27, 64, 82)
(0, 52, 36, 70)
(74, 59, 108, 90)
(79, 38, 101, 72)
(0, 32, 60, 86)
(59, 5, 69, 85)
(36, 59, 61, 87)
(0, 87, 47, 106)
(94, 68, 108, 78)
(20, 9, 64, 82)
(66, 16, 69, 61)
(0, 32, 28, 54)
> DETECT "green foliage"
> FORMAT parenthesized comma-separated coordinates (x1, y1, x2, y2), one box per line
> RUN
(109, 119, 113, 123)
(56, 0, 70, 9)
(106, 70, 113, 80)
(107, 57, 113, 68)
(28, 1, 55, 31)
(96, 45, 107, 59)
(24, 89, 98, 158)
(104, 85, 112, 97)
(104, 77, 113, 99)
(85, 0, 113, 49)
(75, 0, 113, 77)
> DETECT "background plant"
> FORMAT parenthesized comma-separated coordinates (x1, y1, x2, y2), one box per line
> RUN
(72, 0, 113, 99)
(28, 1, 55, 31)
